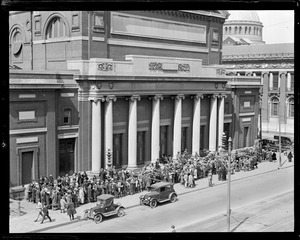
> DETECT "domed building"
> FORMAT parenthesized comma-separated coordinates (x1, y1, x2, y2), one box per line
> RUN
(223, 10, 265, 45)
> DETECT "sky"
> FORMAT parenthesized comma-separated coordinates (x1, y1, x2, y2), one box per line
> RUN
(227, 10, 294, 44)
(257, 10, 294, 44)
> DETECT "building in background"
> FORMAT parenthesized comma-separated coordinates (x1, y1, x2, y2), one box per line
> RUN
(9, 10, 261, 187)
(222, 10, 294, 141)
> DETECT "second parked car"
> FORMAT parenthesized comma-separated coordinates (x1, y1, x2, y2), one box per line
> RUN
(139, 181, 177, 208)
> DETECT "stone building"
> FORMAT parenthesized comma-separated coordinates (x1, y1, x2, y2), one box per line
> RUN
(9, 10, 261, 186)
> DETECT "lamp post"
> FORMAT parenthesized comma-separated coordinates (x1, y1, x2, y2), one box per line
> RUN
(227, 137, 232, 232)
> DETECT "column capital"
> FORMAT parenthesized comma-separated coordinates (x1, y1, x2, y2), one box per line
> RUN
(129, 95, 141, 102)
(279, 71, 287, 77)
(262, 71, 269, 76)
(209, 94, 218, 99)
(88, 96, 105, 103)
(153, 94, 163, 101)
(105, 95, 117, 102)
(194, 93, 204, 100)
(217, 93, 227, 99)
(175, 94, 185, 100)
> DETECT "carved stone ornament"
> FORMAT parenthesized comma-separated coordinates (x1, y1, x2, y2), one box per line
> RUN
(98, 62, 113, 71)
(129, 95, 141, 102)
(153, 94, 163, 101)
(195, 93, 204, 100)
(178, 63, 190, 72)
(109, 82, 114, 89)
(216, 68, 226, 75)
(90, 82, 102, 91)
(176, 94, 185, 100)
(106, 95, 117, 102)
(149, 62, 163, 71)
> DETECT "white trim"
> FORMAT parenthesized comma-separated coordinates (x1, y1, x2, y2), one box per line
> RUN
(10, 127, 47, 135)
(107, 38, 209, 53)
(224, 114, 233, 118)
(58, 132, 78, 139)
(242, 117, 252, 122)
(19, 94, 36, 98)
(211, 48, 220, 52)
(57, 125, 79, 131)
(224, 118, 232, 123)
(93, 37, 105, 42)
(61, 93, 75, 97)
(239, 112, 255, 117)
(16, 136, 38, 144)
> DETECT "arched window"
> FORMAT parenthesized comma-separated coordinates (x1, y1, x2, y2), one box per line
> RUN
(64, 108, 72, 125)
(249, 27, 251, 34)
(245, 26, 248, 34)
(287, 98, 294, 117)
(229, 27, 232, 34)
(270, 97, 279, 116)
(225, 27, 227, 34)
(46, 17, 67, 39)
(235, 26, 238, 34)
(11, 28, 23, 56)
(239, 26, 242, 34)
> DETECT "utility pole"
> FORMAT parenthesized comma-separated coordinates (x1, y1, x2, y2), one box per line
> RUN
(278, 95, 282, 168)
(227, 137, 232, 232)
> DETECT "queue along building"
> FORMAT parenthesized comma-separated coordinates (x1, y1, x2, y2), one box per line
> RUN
(9, 10, 261, 186)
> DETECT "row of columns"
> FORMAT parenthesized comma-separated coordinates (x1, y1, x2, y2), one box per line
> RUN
(89, 93, 225, 172)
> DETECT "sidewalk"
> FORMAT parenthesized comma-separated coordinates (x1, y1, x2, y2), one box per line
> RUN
(9, 157, 294, 233)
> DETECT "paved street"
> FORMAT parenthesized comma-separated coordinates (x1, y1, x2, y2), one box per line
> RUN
(9, 159, 293, 233)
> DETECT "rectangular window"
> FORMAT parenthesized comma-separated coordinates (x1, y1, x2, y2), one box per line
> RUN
(272, 75, 279, 90)
(224, 102, 230, 114)
(289, 104, 294, 117)
(291, 74, 294, 91)
(243, 101, 251, 108)
(271, 103, 279, 116)
(19, 111, 35, 120)
(64, 109, 71, 125)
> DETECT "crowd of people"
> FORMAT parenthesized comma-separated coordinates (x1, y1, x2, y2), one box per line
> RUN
(24, 147, 271, 217)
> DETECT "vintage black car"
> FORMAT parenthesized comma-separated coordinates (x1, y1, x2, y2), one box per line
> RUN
(84, 194, 125, 223)
(139, 182, 177, 208)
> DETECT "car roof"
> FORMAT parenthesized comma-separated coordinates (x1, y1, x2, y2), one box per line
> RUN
(151, 181, 173, 188)
(97, 194, 114, 200)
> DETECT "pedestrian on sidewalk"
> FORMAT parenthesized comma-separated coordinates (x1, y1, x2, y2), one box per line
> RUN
(34, 201, 43, 222)
(208, 170, 213, 187)
(40, 204, 52, 224)
(67, 200, 76, 221)
(60, 196, 67, 213)
(272, 152, 277, 162)
(171, 225, 176, 233)
(288, 151, 293, 162)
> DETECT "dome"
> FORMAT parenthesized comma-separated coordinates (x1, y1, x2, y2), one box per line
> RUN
(227, 11, 260, 22)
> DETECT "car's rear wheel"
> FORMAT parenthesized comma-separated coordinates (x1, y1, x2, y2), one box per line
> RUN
(150, 199, 157, 208)
(84, 212, 89, 220)
(94, 214, 102, 224)
(170, 194, 177, 203)
(117, 208, 125, 217)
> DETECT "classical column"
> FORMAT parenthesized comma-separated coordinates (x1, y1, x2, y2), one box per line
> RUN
(217, 94, 226, 151)
(209, 94, 218, 152)
(90, 96, 105, 173)
(151, 94, 163, 162)
(192, 93, 203, 156)
(128, 95, 141, 169)
(104, 95, 116, 168)
(173, 94, 185, 159)
(269, 72, 273, 90)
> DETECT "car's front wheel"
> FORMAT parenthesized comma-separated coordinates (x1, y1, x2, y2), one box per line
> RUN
(117, 208, 125, 217)
(149, 199, 157, 208)
(94, 214, 102, 224)
(170, 194, 177, 203)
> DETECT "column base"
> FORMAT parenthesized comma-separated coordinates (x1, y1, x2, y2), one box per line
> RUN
(126, 164, 138, 170)
(86, 170, 100, 179)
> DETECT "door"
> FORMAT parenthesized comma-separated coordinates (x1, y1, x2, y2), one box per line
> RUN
(137, 131, 145, 165)
(200, 125, 205, 150)
(181, 127, 188, 152)
(243, 126, 250, 147)
(22, 151, 34, 185)
(113, 133, 123, 168)
(59, 138, 75, 176)
(160, 126, 169, 157)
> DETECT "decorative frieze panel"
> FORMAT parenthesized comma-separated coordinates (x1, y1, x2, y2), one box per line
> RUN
(230, 63, 294, 69)
(148, 62, 190, 72)
(178, 63, 190, 72)
(98, 62, 113, 71)
(149, 62, 163, 71)
(216, 68, 226, 75)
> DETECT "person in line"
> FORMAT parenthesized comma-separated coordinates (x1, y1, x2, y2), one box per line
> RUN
(288, 151, 293, 162)
(67, 200, 76, 221)
(208, 170, 213, 187)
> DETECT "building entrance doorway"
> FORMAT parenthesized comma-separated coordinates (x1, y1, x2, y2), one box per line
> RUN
(137, 131, 145, 165)
(160, 125, 169, 157)
(243, 126, 250, 147)
(22, 151, 34, 185)
(181, 127, 188, 152)
(59, 138, 75, 176)
(113, 133, 123, 168)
